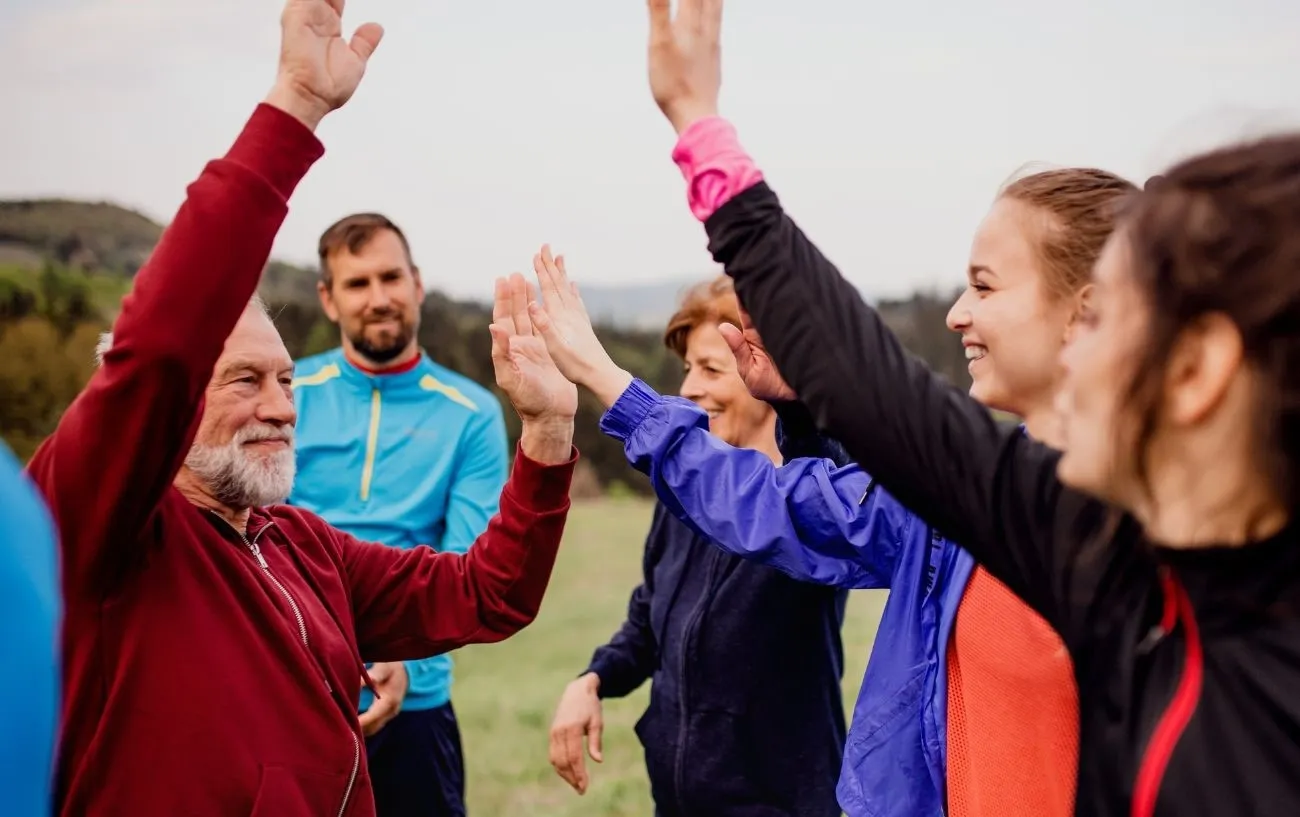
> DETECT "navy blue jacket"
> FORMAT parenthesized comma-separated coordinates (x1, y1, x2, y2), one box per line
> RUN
(585, 480, 849, 816)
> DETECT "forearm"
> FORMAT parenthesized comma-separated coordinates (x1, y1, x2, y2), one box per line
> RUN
(603, 379, 888, 589)
(675, 121, 1075, 621)
(349, 443, 577, 658)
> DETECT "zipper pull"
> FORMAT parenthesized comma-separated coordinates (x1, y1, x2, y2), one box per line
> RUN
(250, 542, 269, 569)
(1136, 624, 1167, 654)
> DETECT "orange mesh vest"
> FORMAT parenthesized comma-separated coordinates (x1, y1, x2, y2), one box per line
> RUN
(945, 566, 1079, 817)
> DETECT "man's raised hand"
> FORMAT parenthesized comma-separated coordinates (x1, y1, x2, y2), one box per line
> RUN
(490, 274, 578, 464)
(265, 0, 384, 131)
(647, 0, 722, 134)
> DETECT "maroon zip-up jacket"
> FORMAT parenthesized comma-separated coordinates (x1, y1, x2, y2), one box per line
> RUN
(26, 103, 577, 817)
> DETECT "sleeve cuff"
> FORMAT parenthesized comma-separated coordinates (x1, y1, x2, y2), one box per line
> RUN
(670, 116, 765, 223)
(599, 379, 661, 442)
(224, 103, 326, 202)
(582, 661, 616, 699)
(503, 442, 578, 512)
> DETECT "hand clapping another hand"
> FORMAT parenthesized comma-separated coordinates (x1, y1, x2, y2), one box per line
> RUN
(526, 246, 635, 410)
(265, 0, 385, 131)
(489, 274, 578, 463)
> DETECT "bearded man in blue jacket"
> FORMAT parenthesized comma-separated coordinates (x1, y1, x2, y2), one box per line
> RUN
(289, 213, 508, 817)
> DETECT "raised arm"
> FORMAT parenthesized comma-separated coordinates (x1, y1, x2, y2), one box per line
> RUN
(346, 273, 579, 656)
(640, 0, 1106, 629)
(525, 245, 901, 590)
(603, 379, 898, 590)
(342, 444, 575, 658)
(25, 1, 383, 597)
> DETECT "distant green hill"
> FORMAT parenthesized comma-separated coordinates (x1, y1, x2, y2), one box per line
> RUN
(0, 199, 163, 275)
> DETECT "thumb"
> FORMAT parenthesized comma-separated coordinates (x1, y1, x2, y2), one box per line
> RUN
(350, 22, 385, 62)
(528, 302, 565, 352)
(488, 323, 511, 361)
(718, 322, 753, 369)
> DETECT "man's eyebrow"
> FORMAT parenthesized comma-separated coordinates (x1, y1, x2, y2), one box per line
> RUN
(217, 358, 294, 377)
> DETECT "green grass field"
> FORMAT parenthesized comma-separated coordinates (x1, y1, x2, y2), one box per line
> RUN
(453, 498, 888, 815)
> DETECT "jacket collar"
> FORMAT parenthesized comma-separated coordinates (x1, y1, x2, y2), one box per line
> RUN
(335, 347, 429, 393)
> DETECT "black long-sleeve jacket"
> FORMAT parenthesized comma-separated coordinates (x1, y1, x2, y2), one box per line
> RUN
(705, 180, 1300, 817)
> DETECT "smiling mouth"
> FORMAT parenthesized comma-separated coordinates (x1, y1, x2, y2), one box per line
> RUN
(964, 345, 988, 362)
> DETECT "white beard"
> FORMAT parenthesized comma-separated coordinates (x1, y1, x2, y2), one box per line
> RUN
(185, 423, 296, 509)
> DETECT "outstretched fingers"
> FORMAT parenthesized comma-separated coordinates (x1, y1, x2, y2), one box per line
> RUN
(647, 0, 673, 42)
(533, 247, 567, 310)
(700, 0, 723, 41)
(508, 273, 533, 337)
(490, 277, 513, 363)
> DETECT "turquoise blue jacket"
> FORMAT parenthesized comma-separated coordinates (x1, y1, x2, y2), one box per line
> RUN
(288, 348, 509, 712)
(1, 444, 61, 815)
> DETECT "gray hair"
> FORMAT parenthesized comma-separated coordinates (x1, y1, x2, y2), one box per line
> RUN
(95, 294, 270, 368)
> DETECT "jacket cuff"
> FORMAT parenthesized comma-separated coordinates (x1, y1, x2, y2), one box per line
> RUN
(582, 659, 617, 699)
(599, 379, 660, 442)
(224, 103, 325, 202)
(504, 442, 577, 512)
(671, 116, 765, 223)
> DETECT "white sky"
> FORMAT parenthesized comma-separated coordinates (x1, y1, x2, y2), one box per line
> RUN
(3, 0, 1299, 301)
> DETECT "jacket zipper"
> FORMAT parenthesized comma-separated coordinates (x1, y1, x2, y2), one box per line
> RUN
(215, 513, 359, 816)
(337, 729, 360, 817)
(673, 548, 722, 814)
(237, 524, 310, 651)
(359, 388, 382, 501)
(1131, 568, 1204, 817)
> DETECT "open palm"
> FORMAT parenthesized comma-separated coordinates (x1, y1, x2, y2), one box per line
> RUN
(647, 0, 722, 132)
(527, 245, 617, 388)
(490, 274, 578, 422)
(278, 0, 383, 115)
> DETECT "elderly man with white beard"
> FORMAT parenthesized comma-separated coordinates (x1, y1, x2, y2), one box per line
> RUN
(26, 2, 579, 816)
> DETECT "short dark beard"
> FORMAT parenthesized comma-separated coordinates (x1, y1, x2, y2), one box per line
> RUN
(348, 323, 415, 365)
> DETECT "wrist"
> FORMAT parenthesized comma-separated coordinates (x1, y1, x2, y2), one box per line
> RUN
(587, 365, 636, 410)
(263, 81, 329, 132)
(667, 99, 719, 135)
(519, 417, 575, 465)
(578, 672, 601, 695)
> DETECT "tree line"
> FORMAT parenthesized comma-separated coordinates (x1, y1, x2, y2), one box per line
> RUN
(0, 262, 972, 495)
